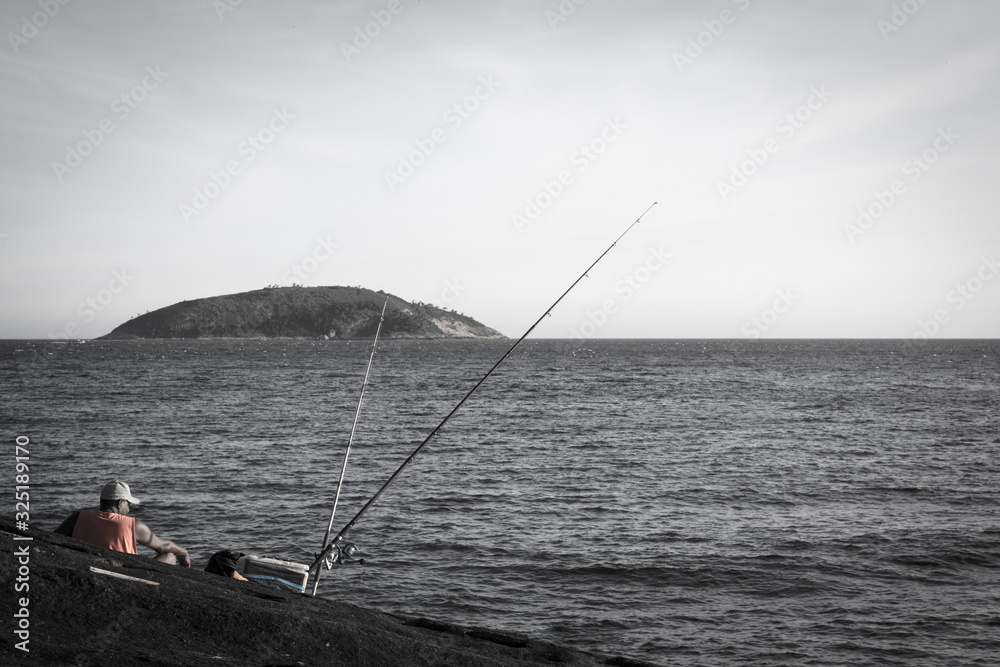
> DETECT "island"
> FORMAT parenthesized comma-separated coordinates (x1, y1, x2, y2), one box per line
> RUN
(100, 286, 506, 340)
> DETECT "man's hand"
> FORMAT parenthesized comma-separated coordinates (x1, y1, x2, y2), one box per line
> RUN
(174, 546, 192, 568)
(136, 519, 191, 567)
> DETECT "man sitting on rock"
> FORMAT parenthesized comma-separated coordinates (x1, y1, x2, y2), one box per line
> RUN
(55, 480, 191, 567)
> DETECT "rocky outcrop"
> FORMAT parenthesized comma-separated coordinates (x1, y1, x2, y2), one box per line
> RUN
(0, 518, 655, 666)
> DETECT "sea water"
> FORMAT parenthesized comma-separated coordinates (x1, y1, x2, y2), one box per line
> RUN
(2, 338, 998, 666)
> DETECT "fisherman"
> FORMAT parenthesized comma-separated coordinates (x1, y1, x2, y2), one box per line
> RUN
(54, 480, 191, 567)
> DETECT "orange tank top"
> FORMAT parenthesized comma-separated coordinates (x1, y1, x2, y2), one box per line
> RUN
(72, 510, 138, 555)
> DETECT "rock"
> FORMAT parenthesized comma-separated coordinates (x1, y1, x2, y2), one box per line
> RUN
(1, 518, 657, 666)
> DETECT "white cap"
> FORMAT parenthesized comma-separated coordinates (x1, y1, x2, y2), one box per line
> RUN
(100, 480, 141, 505)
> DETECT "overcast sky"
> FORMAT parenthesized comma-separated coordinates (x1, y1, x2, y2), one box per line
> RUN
(1, 0, 998, 339)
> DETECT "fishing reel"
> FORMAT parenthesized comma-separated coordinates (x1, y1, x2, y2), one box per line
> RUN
(321, 542, 366, 569)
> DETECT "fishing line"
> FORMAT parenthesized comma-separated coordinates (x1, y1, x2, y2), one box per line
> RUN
(310, 296, 388, 595)
(308, 202, 658, 575)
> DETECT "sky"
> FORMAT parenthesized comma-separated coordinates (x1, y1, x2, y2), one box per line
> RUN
(1, 0, 998, 340)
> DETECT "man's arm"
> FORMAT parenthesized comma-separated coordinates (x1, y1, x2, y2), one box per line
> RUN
(54, 511, 81, 537)
(135, 519, 191, 567)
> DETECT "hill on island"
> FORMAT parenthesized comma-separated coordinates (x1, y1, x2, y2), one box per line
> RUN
(100, 286, 506, 340)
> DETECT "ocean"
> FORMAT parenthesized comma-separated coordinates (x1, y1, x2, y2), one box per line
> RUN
(3, 338, 999, 666)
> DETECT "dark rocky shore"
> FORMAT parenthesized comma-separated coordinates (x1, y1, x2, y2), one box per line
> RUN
(1, 519, 655, 666)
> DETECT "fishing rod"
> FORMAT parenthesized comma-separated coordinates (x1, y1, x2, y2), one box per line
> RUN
(309, 296, 388, 596)
(308, 201, 658, 575)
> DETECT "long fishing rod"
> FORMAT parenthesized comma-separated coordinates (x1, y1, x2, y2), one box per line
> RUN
(308, 201, 658, 575)
(309, 296, 388, 596)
